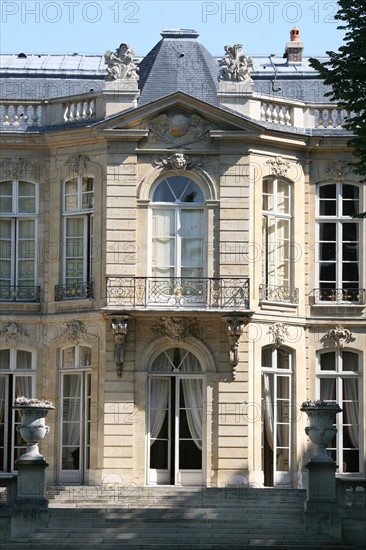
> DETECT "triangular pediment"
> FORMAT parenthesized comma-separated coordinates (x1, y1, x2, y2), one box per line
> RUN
(95, 92, 264, 144)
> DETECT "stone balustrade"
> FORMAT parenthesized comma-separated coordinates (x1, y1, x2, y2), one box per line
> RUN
(0, 93, 350, 131)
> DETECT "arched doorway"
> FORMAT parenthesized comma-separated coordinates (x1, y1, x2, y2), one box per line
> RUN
(147, 347, 204, 486)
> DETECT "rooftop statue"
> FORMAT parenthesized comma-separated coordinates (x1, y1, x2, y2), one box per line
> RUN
(104, 43, 139, 80)
(218, 44, 253, 83)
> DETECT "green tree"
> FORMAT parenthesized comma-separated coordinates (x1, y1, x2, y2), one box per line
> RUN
(309, 1, 366, 217)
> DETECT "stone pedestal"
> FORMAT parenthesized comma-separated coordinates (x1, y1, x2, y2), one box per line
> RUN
(304, 461, 341, 540)
(10, 459, 49, 540)
(16, 457, 48, 502)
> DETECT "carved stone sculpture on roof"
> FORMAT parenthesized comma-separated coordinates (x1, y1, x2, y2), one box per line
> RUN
(218, 44, 253, 83)
(104, 43, 139, 81)
(149, 112, 210, 149)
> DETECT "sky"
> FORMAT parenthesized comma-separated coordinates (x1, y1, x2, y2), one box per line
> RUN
(1, 0, 344, 58)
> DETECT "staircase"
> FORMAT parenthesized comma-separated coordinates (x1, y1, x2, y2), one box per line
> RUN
(1, 486, 353, 549)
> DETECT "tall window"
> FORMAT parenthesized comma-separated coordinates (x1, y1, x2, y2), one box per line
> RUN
(151, 176, 205, 280)
(0, 180, 38, 301)
(262, 177, 294, 301)
(261, 346, 293, 486)
(317, 183, 361, 302)
(59, 176, 94, 300)
(59, 345, 91, 483)
(317, 350, 362, 474)
(0, 348, 35, 471)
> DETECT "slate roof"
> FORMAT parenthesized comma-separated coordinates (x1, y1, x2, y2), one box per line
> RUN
(0, 29, 332, 104)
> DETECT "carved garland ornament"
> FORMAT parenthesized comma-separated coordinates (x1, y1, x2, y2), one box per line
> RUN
(321, 325, 355, 349)
(111, 318, 129, 377)
(64, 320, 86, 344)
(152, 317, 200, 342)
(1, 159, 32, 179)
(325, 160, 350, 181)
(268, 322, 289, 348)
(154, 153, 203, 171)
(149, 112, 210, 149)
(218, 44, 253, 83)
(65, 154, 91, 175)
(0, 322, 28, 343)
(265, 156, 290, 177)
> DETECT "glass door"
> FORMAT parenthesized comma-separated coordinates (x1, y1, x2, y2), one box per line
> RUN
(59, 371, 91, 484)
(148, 376, 203, 485)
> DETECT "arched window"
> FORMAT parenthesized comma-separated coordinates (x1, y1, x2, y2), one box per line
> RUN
(0, 348, 35, 471)
(0, 180, 39, 301)
(58, 345, 91, 483)
(262, 177, 295, 303)
(317, 349, 362, 473)
(151, 176, 205, 280)
(316, 183, 361, 302)
(261, 346, 294, 486)
(58, 176, 94, 300)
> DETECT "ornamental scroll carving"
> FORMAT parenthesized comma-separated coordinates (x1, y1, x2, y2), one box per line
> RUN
(325, 160, 350, 181)
(268, 322, 289, 348)
(65, 154, 91, 175)
(154, 154, 203, 171)
(0, 322, 28, 343)
(321, 325, 355, 349)
(111, 318, 129, 377)
(149, 112, 210, 149)
(152, 318, 200, 342)
(265, 156, 290, 177)
(1, 159, 32, 179)
(64, 320, 86, 344)
(218, 44, 253, 83)
(226, 318, 246, 378)
(104, 43, 139, 81)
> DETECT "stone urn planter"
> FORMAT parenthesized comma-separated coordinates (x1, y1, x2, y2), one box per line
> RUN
(14, 397, 54, 461)
(301, 400, 342, 462)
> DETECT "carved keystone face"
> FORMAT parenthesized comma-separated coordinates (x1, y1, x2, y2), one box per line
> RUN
(170, 114, 189, 137)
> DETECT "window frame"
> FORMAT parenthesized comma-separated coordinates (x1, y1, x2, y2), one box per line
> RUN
(316, 348, 363, 475)
(316, 182, 362, 301)
(0, 180, 39, 295)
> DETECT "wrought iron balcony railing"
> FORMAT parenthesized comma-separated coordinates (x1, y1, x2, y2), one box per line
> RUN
(259, 284, 299, 304)
(55, 282, 94, 301)
(106, 277, 250, 309)
(0, 285, 40, 302)
(313, 288, 366, 305)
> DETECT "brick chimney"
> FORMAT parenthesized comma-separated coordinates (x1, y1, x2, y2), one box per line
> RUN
(283, 27, 304, 63)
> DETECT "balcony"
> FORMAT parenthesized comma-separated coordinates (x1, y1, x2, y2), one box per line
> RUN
(0, 285, 40, 302)
(106, 277, 250, 310)
(259, 284, 299, 305)
(312, 288, 366, 305)
(55, 282, 94, 301)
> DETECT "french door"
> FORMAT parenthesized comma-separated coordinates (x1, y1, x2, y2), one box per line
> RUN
(261, 347, 293, 486)
(59, 371, 91, 484)
(0, 373, 33, 472)
(148, 376, 203, 485)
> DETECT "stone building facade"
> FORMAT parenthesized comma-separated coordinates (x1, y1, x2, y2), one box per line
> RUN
(0, 29, 365, 488)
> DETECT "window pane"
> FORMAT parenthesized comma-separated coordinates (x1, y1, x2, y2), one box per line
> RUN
(342, 263, 359, 282)
(16, 350, 32, 369)
(342, 352, 358, 372)
(319, 262, 336, 281)
(62, 347, 76, 368)
(153, 180, 175, 202)
(320, 242, 336, 261)
(0, 349, 10, 369)
(319, 199, 336, 216)
(342, 185, 359, 216)
(320, 352, 336, 371)
(0, 181, 13, 213)
(319, 223, 336, 241)
(262, 348, 272, 368)
(342, 243, 358, 261)
(342, 223, 358, 242)
(18, 182, 36, 213)
(320, 377, 336, 399)
(80, 347, 91, 367)
(82, 177, 94, 209)
(320, 184, 336, 198)
(65, 178, 78, 211)
(277, 349, 290, 370)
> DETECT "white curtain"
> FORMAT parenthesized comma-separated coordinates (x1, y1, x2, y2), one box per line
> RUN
(181, 351, 203, 451)
(0, 376, 5, 425)
(263, 374, 274, 451)
(320, 378, 336, 401)
(63, 374, 81, 469)
(149, 349, 174, 443)
(15, 376, 32, 397)
(344, 378, 359, 448)
(152, 209, 174, 278)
